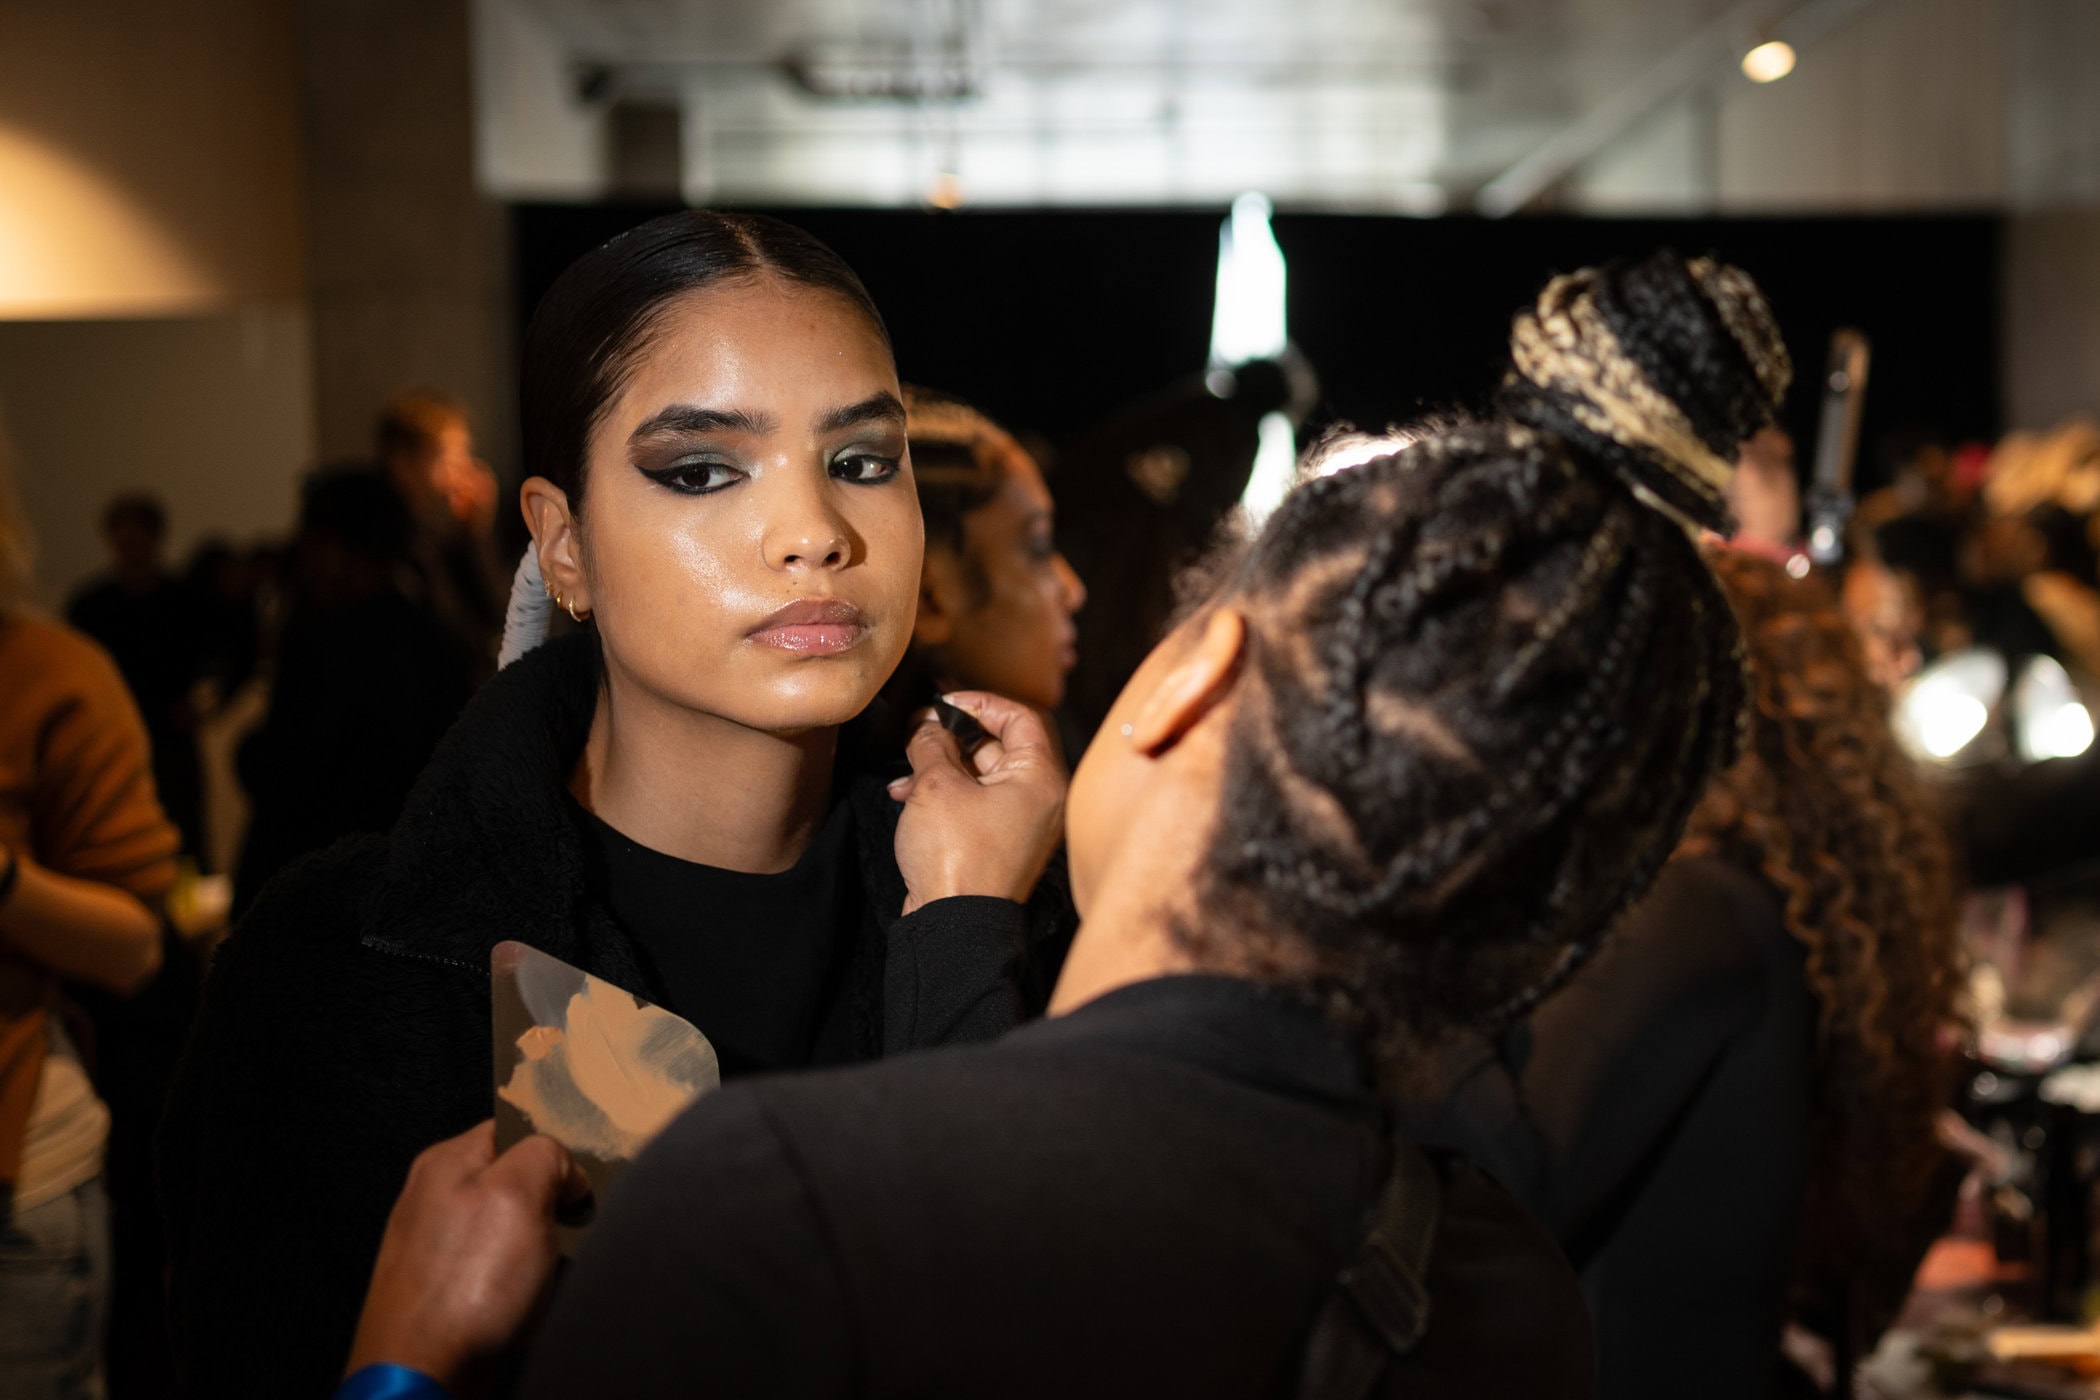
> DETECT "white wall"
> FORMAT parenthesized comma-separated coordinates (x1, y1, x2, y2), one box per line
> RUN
(0, 0, 304, 315)
(0, 307, 317, 605)
(0, 0, 316, 604)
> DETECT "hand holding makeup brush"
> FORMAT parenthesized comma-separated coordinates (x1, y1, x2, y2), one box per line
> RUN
(888, 691, 1066, 916)
(344, 1121, 586, 1397)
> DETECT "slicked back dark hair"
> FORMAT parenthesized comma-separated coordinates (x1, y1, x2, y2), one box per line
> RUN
(520, 210, 890, 515)
(1188, 250, 1792, 1068)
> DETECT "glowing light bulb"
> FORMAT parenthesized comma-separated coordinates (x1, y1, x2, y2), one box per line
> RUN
(1918, 693, 1988, 759)
(1741, 40, 1796, 83)
(926, 171, 964, 209)
(2036, 702, 2096, 760)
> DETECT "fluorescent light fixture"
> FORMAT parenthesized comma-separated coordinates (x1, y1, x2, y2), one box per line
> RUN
(1210, 192, 1287, 369)
(1238, 412, 1300, 530)
(1741, 40, 1796, 83)
(1208, 190, 1298, 528)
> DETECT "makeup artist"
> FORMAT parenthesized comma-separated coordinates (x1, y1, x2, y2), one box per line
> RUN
(159, 211, 1074, 1398)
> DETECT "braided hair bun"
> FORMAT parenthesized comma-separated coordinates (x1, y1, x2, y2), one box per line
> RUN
(1500, 250, 1791, 534)
(1188, 251, 1786, 1069)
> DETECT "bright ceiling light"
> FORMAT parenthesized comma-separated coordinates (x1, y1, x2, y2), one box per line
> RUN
(1894, 648, 2004, 763)
(1741, 40, 1796, 83)
(1210, 192, 1287, 369)
(1210, 191, 1299, 529)
(2013, 655, 2097, 762)
(2033, 702, 2095, 761)
(1238, 412, 1301, 530)
(1916, 693, 1989, 760)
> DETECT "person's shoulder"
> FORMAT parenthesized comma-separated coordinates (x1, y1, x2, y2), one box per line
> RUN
(1615, 854, 1782, 965)
(1, 609, 123, 686)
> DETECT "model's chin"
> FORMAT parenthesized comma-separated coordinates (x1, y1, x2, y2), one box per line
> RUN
(737, 654, 897, 733)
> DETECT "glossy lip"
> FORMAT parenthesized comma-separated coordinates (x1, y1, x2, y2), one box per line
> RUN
(746, 598, 869, 655)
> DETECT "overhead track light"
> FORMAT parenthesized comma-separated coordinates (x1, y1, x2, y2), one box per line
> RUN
(1741, 39, 1797, 82)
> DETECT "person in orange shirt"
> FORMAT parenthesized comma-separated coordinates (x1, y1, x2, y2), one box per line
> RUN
(0, 434, 177, 1398)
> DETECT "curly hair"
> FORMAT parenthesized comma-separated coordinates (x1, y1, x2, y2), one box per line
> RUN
(1181, 250, 1792, 1069)
(1682, 548, 1965, 1244)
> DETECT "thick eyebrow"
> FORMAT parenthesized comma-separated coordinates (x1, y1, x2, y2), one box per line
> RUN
(818, 391, 906, 436)
(628, 404, 776, 440)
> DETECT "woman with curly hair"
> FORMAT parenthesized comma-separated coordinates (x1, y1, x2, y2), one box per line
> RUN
(1413, 546, 1965, 1398)
(1689, 548, 1967, 1379)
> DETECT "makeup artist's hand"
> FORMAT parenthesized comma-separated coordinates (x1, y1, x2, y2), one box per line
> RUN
(346, 1121, 583, 1395)
(890, 691, 1066, 916)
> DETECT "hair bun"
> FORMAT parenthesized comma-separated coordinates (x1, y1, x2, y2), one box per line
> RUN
(1499, 250, 1791, 535)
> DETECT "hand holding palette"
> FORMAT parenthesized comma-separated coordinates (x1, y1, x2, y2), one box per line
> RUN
(490, 940, 720, 1254)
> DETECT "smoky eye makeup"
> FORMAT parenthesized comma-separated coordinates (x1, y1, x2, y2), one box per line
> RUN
(829, 450, 904, 486)
(637, 459, 743, 495)
(631, 439, 747, 495)
(827, 426, 908, 486)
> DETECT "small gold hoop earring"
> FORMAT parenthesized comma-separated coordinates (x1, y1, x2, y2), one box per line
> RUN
(550, 584, 590, 624)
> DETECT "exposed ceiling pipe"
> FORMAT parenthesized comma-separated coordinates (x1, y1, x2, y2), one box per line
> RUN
(1474, 0, 1875, 217)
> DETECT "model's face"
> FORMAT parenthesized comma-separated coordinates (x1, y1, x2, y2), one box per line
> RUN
(923, 444, 1086, 711)
(565, 278, 920, 734)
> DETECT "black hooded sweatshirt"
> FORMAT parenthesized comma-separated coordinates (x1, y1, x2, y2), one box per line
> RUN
(158, 633, 1073, 1398)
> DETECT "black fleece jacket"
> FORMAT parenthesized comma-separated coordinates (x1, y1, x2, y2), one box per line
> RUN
(158, 634, 1074, 1399)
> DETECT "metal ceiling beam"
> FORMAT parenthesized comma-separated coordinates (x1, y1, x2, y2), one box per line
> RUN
(1474, 0, 1875, 217)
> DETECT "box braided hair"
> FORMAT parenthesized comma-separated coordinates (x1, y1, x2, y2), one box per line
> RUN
(1184, 250, 1793, 1067)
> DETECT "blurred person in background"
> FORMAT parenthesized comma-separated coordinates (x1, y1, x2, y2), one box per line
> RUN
(889, 387, 1087, 714)
(0, 432, 177, 1399)
(377, 391, 508, 670)
(1727, 424, 1801, 562)
(231, 467, 476, 915)
(181, 538, 264, 705)
(67, 494, 207, 862)
(1054, 356, 1313, 740)
(1412, 548, 1965, 1399)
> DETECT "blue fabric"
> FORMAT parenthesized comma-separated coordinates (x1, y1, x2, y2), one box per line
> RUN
(335, 1362, 452, 1400)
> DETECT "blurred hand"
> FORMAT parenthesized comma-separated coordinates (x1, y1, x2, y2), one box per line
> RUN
(345, 1121, 583, 1395)
(888, 692, 1066, 916)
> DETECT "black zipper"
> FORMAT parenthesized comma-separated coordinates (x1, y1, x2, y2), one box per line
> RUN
(361, 936, 484, 981)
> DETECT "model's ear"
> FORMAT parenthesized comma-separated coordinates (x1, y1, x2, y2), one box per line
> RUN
(1127, 607, 1247, 757)
(912, 547, 969, 649)
(520, 477, 591, 615)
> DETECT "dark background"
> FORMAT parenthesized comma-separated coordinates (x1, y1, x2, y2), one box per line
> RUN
(514, 204, 2000, 493)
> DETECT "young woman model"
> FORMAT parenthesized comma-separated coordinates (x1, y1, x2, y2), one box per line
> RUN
(893, 388, 1087, 714)
(338, 250, 1789, 1400)
(159, 211, 1073, 1397)
(1412, 548, 1964, 1397)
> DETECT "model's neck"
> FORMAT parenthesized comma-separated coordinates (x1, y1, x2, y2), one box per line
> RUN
(572, 673, 838, 874)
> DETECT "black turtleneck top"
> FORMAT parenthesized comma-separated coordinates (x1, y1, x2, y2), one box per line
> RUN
(575, 798, 862, 1077)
